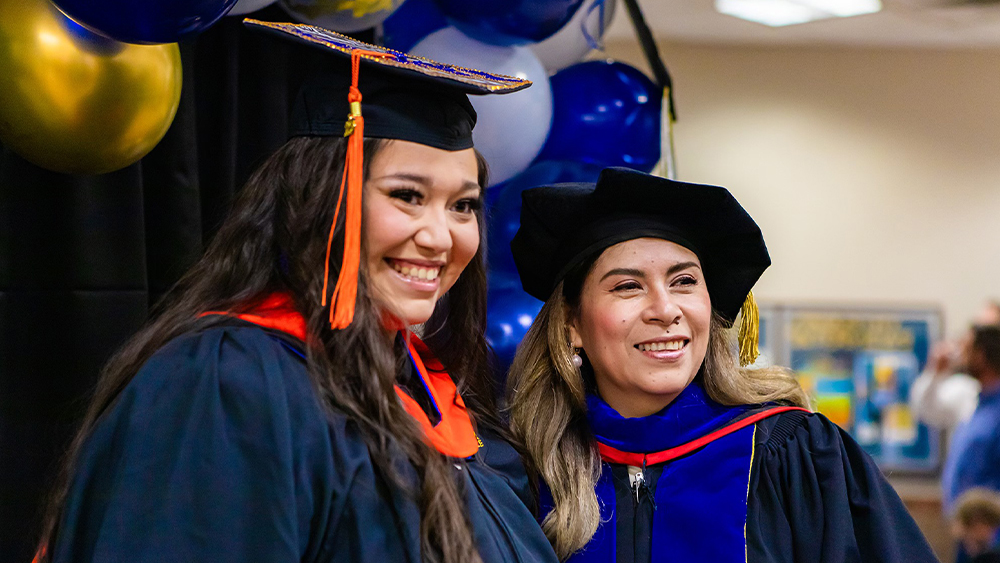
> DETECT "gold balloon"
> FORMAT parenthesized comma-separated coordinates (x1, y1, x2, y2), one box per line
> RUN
(0, 0, 182, 175)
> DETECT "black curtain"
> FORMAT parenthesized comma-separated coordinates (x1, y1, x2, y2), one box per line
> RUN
(0, 7, 359, 559)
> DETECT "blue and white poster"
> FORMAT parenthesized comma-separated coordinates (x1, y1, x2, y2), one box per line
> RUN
(757, 304, 942, 474)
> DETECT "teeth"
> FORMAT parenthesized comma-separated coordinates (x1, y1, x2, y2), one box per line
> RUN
(391, 261, 440, 281)
(638, 341, 685, 352)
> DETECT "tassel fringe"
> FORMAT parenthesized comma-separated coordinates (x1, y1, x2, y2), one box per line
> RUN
(738, 291, 760, 367)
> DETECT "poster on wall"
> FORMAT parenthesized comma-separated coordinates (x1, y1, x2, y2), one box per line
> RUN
(756, 304, 942, 474)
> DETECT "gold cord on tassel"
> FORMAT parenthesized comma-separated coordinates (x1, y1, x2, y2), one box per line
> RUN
(738, 291, 760, 367)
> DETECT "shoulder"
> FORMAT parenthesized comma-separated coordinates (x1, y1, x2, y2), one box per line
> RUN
(112, 325, 358, 446)
(473, 428, 536, 510)
(753, 408, 826, 451)
(752, 409, 863, 470)
(91, 324, 369, 480)
(749, 408, 881, 497)
(134, 325, 318, 409)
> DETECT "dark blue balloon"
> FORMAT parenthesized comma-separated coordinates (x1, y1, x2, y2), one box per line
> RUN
(51, 0, 237, 44)
(434, 0, 584, 46)
(486, 159, 604, 280)
(486, 285, 543, 370)
(537, 60, 662, 172)
(381, 0, 448, 52)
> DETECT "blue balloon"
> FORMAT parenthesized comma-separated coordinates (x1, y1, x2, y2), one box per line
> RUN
(434, 0, 584, 46)
(537, 60, 662, 172)
(487, 285, 544, 371)
(51, 0, 236, 44)
(381, 0, 447, 52)
(486, 159, 604, 279)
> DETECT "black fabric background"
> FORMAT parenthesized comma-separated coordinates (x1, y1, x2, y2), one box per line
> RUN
(0, 7, 367, 559)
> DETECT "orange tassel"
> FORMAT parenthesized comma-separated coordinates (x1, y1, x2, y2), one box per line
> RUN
(322, 49, 391, 330)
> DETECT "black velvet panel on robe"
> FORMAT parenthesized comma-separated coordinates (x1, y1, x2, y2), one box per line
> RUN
(0, 7, 366, 559)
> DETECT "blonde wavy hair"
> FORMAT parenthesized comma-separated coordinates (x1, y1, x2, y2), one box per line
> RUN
(506, 276, 809, 560)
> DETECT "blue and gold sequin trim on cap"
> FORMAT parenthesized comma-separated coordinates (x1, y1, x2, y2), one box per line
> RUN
(243, 19, 531, 94)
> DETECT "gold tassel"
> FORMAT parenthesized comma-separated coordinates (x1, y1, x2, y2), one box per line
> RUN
(738, 291, 760, 367)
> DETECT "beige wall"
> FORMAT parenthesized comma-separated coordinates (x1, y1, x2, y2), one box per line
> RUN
(601, 40, 1000, 337)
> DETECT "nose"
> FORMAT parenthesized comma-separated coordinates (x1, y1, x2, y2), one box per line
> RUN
(413, 205, 453, 254)
(642, 287, 681, 326)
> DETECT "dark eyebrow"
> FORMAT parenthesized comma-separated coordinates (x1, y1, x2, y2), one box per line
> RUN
(667, 261, 701, 276)
(370, 172, 429, 185)
(371, 173, 481, 194)
(599, 268, 645, 282)
(599, 261, 700, 282)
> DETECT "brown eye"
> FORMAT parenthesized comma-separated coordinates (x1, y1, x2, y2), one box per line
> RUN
(674, 275, 698, 287)
(389, 188, 422, 204)
(613, 281, 642, 292)
(452, 198, 481, 214)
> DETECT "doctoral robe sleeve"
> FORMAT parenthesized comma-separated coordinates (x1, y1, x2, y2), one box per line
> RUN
(746, 412, 939, 563)
(51, 327, 365, 563)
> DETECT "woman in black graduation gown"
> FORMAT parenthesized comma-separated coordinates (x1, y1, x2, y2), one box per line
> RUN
(505, 167, 938, 563)
(35, 20, 557, 563)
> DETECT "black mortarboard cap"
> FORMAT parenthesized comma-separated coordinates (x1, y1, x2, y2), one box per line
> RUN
(244, 19, 530, 150)
(511, 167, 771, 325)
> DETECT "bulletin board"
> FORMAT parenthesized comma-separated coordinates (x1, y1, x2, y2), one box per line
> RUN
(755, 303, 943, 474)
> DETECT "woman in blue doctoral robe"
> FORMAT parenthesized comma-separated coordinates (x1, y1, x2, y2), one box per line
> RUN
(35, 20, 557, 563)
(505, 167, 938, 563)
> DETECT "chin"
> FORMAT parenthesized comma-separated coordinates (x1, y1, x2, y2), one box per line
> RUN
(399, 304, 437, 327)
(645, 371, 697, 395)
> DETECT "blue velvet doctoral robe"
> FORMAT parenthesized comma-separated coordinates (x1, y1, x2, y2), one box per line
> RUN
(548, 384, 938, 563)
(49, 322, 558, 563)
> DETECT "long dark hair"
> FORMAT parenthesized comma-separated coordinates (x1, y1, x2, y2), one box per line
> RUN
(38, 136, 499, 563)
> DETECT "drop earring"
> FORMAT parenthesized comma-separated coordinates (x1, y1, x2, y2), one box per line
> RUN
(572, 349, 583, 368)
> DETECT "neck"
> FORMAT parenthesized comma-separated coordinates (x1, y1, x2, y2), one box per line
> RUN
(595, 383, 684, 419)
(979, 371, 1000, 394)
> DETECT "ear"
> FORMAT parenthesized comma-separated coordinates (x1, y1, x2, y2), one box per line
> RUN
(566, 310, 584, 349)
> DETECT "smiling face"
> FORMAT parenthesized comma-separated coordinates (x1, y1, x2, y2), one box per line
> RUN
(567, 238, 713, 418)
(363, 140, 481, 327)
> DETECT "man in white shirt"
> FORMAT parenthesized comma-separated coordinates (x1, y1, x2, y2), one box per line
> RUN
(909, 301, 1000, 431)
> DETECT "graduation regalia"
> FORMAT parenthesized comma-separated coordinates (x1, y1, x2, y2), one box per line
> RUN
(51, 294, 557, 563)
(545, 383, 937, 563)
(510, 167, 939, 563)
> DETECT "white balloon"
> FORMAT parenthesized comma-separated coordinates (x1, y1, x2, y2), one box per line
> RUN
(279, 0, 403, 33)
(227, 0, 277, 16)
(531, 0, 617, 73)
(411, 27, 553, 186)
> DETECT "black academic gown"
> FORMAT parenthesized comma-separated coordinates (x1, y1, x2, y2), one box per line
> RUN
(548, 384, 938, 563)
(49, 318, 558, 563)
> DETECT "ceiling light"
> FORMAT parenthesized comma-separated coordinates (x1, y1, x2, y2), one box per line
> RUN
(715, 0, 882, 27)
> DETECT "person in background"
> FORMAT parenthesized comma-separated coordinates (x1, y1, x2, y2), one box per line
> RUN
(953, 488, 1000, 563)
(32, 21, 557, 563)
(505, 167, 937, 563)
(910, 301, 1000, 431)
(943, 325, 1000, 513)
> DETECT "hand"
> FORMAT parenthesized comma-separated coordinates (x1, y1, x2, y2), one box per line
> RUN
(928, 341, 955, 377)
